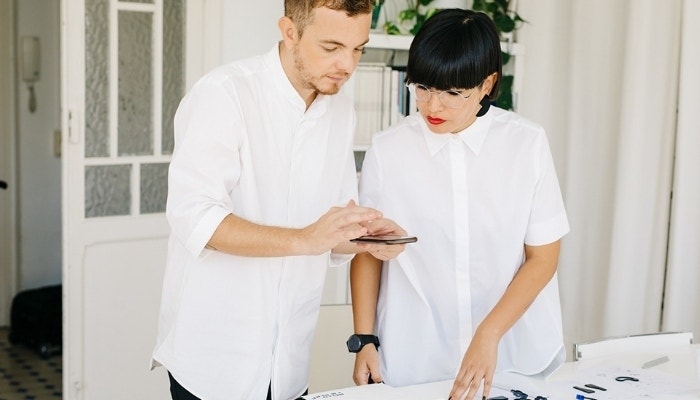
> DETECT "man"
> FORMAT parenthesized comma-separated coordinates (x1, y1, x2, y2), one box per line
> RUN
(151, 1, 405, 399)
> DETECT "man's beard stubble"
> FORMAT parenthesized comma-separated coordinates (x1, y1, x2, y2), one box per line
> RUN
(293, 45, 342, 96)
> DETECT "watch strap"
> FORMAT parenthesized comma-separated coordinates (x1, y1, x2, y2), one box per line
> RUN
(347, 334, 380, 353)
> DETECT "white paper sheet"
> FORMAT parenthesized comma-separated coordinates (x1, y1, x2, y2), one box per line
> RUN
(546, 364, 700, 400)
(304, 380, 515, 400)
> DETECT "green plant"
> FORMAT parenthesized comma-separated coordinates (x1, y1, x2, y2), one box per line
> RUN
(382, 0, 525, 110)
(472, 0, 525, 40)
(471, 0, 525, 110)
(371, 0, 386, 29)
(382, 0, 437, 36)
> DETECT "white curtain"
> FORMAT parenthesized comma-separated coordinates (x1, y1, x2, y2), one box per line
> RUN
(517, 0, 697, 356)
(663, 0, 700, 336)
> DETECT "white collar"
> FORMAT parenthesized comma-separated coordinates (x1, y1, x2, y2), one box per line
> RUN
(266, 42, 328, 117)
(422, 110, 493, 156)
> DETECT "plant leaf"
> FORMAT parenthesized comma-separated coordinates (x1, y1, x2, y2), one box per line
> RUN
(493, 13, 515, 33)
(472, 0, 486, 11)
(494, 0, 509, 12)
(501, 51, 511, 65)
(383, 22, 401, 35)
(496, 74, 514, 110)
(398, 9, 417, 22)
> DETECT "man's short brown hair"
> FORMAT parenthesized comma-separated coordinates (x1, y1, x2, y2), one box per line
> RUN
(284, 0, 375, 36)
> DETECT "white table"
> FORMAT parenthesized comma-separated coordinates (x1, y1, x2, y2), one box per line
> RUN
(303, 344, 700, 399)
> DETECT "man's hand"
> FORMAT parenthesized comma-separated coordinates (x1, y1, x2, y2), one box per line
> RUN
(356, 218, 408, 260)
(299, 200, 383, 255)
(332, 215, 409, 259)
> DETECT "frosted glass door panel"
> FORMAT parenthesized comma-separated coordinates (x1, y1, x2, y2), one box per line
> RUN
(140, 163, 169, 214)
(85, 165, 132, 217)
(83, 0, 184, 218)
(118, 10, 153, 156)
(162, 0, 184, 154)
(85, 0, 110, 158)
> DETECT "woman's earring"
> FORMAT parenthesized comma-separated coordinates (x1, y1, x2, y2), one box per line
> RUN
(476, 96, 491, 117)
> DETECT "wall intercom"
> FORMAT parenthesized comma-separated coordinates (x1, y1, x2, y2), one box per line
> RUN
(18, 36, 40, 112)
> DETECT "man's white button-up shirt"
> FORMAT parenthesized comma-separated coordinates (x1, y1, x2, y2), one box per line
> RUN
(152, 44, 358, 400)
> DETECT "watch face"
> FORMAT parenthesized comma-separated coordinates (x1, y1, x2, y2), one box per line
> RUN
(347, 335, 362, 352)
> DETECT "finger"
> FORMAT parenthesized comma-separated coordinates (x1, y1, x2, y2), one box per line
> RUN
(369, 371, 383, 384)
(365, 243, 403, 253)
(448, 381, 465, 400)
(345, 226, 371, 241)
(359, 373, 369, 385)
(336, 208, 383, 229)
(465, 381, 479, 400)
(381, 244, 406, 257)
(374, 252, 392, 261)
(366, 218, 407, 236)
(482, 371, 493, 399)
(449, 373, 473, 400)
(353, 370, 368, 385)
(368, 244, 405, 261)
(481, 384, 491, 399)
(367, 249, 387, 261)
(353, 241, 371, 249)
(338, 200, 378, 217)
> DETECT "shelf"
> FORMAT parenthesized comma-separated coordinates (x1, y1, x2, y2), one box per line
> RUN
(367, 32, 413, 50)
(500, 40, 525, 55)
(367, 32, 524, 55)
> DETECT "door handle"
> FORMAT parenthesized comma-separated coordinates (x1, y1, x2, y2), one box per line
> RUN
(0, 180, 7, 189)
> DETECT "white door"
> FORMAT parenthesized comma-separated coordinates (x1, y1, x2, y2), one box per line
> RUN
(61, 0, 218, 398)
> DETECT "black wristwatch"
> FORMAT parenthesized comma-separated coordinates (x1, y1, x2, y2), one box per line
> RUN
(346, 334, 380, 353)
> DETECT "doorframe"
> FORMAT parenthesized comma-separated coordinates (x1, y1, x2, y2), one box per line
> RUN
(185, 0, 221, 88)
(0, 0, 18, 327)
(60, 0, 221, 396)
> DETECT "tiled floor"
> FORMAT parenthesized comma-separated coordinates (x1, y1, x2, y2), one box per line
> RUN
(0, 328, 62, 400)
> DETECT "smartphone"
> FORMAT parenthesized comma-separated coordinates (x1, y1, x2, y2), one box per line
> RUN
(350, 234, 417, 245)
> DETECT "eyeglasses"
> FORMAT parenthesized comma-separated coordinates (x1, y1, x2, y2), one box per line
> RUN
(406, 83, 475, 109)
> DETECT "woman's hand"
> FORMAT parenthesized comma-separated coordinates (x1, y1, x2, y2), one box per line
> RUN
(361, 218, 408, 260)
(448, 330, 499, 400)
(352, 344, 383, 385)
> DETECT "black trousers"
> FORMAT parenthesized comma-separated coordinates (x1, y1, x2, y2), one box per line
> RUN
(168, 372, 307, 400)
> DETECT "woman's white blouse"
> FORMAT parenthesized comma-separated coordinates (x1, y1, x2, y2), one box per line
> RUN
(152, 45, 358, 400)
(359, 109, 570, 387)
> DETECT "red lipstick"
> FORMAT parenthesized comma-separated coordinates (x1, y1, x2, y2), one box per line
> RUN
(426, 116, 445, 125)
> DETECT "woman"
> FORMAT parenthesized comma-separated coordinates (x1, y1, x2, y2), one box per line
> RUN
(349, 8, 569, 400)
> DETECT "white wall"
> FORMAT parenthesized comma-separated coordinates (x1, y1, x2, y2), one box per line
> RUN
(15, 0, 62, 290)
(220, 0, 282, 63)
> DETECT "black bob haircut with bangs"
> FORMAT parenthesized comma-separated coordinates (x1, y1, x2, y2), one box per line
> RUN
(405, 8, 502, 101)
